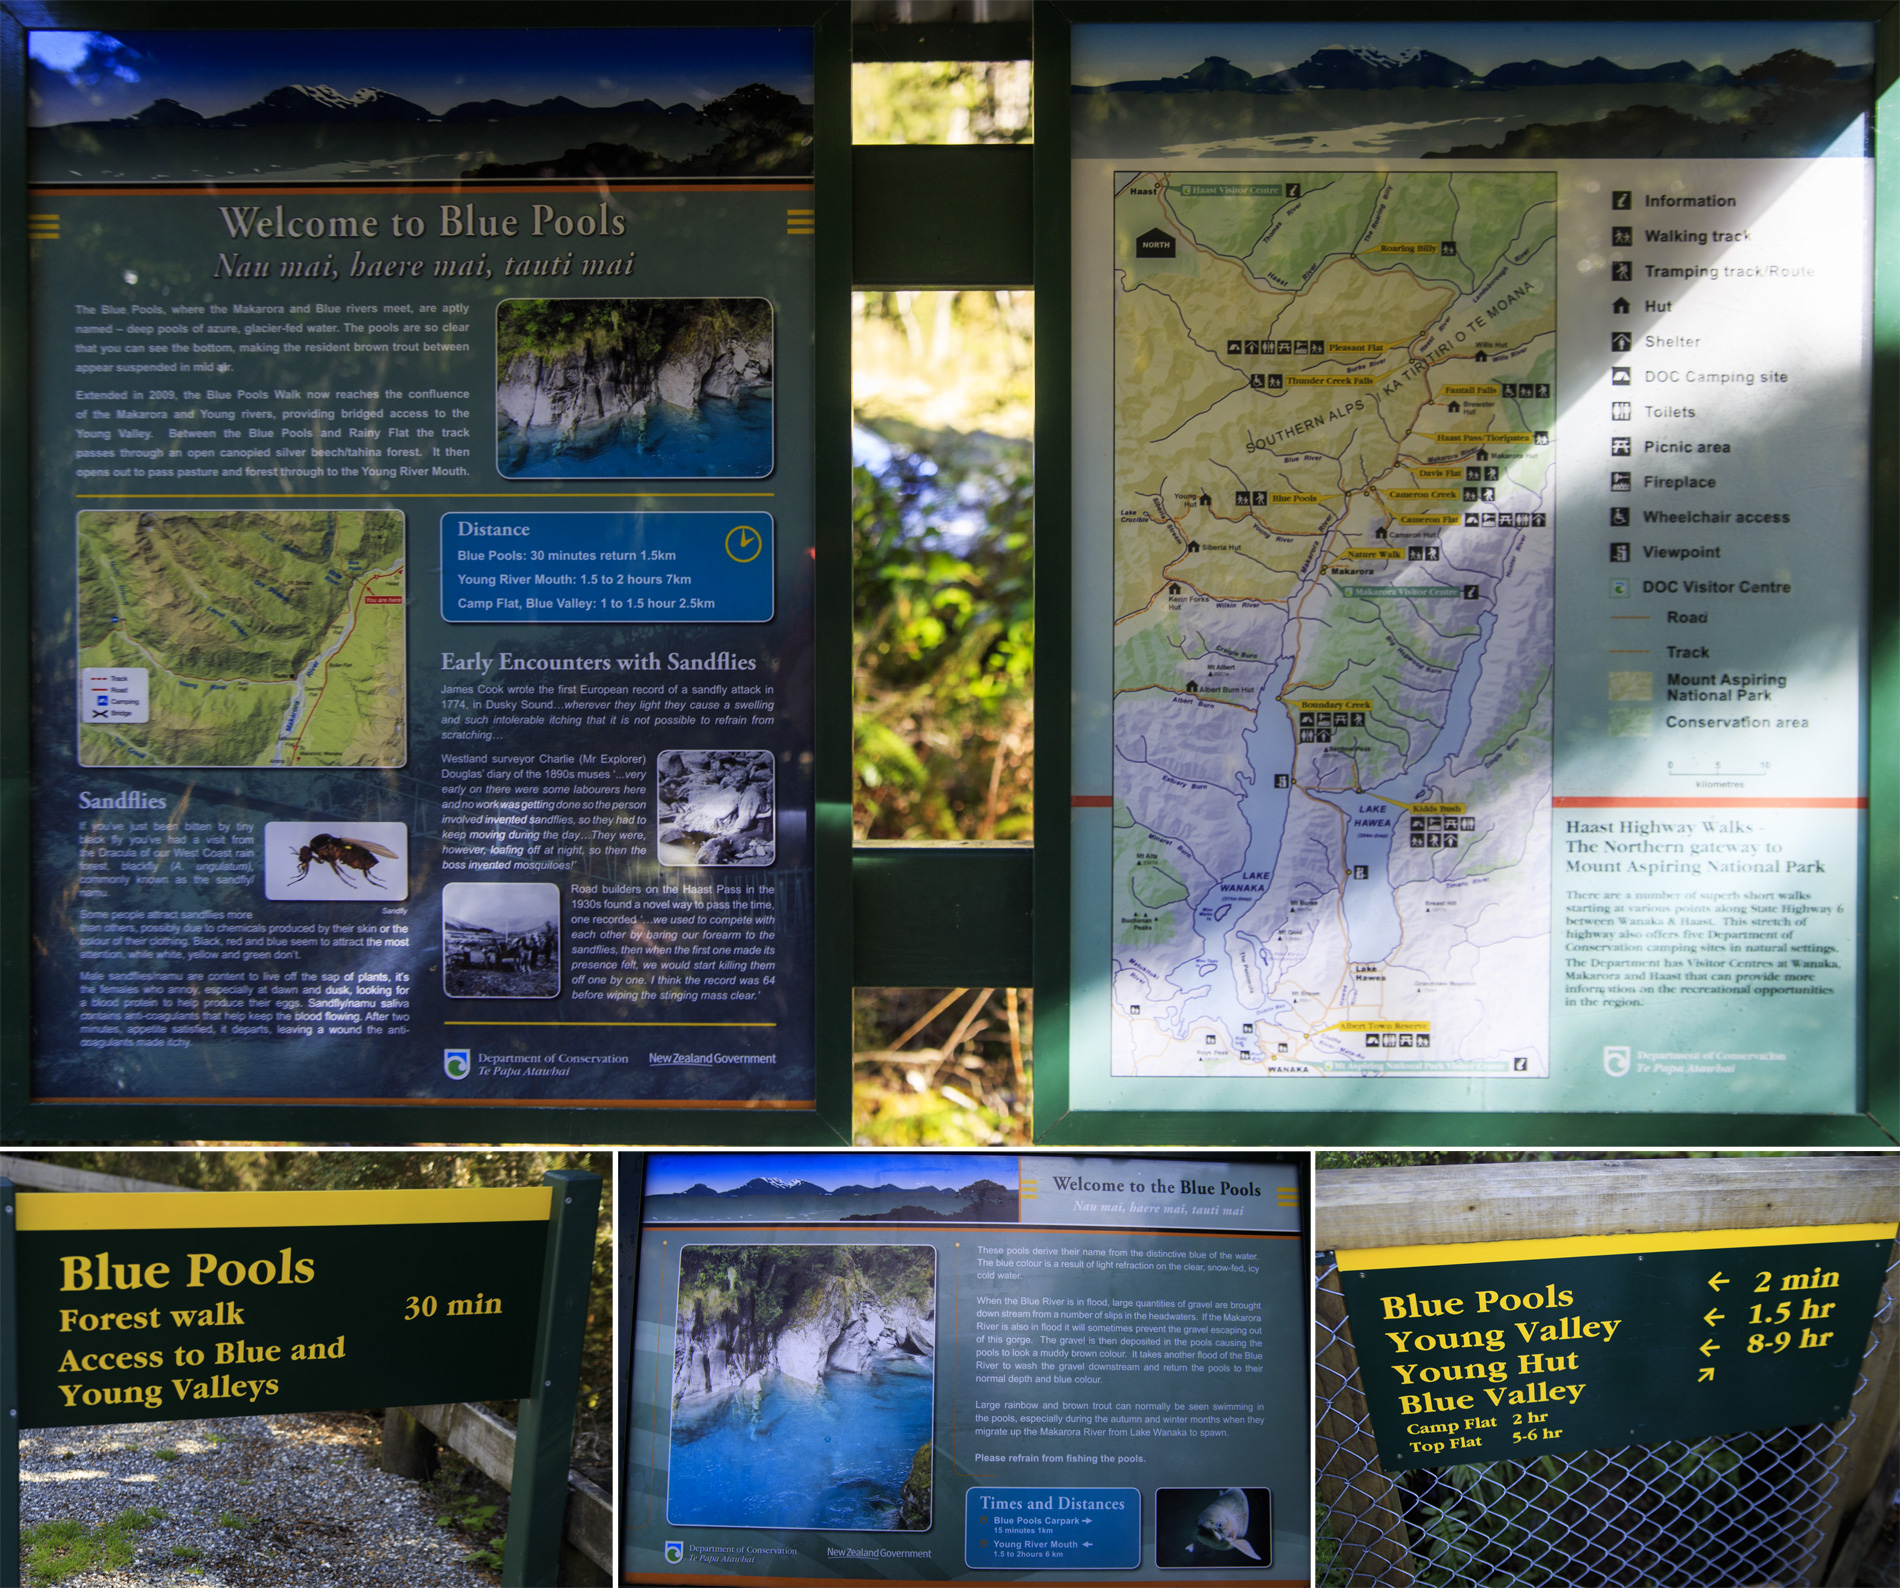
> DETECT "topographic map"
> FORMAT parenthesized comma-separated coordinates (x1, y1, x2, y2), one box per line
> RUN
(77, 508, 406, 768)
(1112, 171, 1555, 1077)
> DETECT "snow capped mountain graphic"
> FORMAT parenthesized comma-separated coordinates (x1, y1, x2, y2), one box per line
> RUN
(1084, 47, 1862, 96)
(722, 1175, 831, 1198)
(50, 82, 706, 132)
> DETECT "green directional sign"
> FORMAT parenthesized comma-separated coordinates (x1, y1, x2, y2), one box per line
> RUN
(2, 1175, 601, 1588)
(12, 1187, 550, 1427)
(1336, 1223, 1895, 1471)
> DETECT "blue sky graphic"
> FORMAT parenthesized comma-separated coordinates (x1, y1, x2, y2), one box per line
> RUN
(27, 27, 812, 126)
(646, 1154, 1018, 1198)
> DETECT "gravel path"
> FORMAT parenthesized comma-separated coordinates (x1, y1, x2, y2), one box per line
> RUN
(18, 1413, 496, 1587)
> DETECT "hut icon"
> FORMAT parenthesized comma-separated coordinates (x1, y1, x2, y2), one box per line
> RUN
(1136, 226, 1177, 258)
(1185, 680, 1200, 694)
(1474, 350, 1489, 362)
(1169, 583, 1182, 595)
(1448, 400, 1461, 414)
(1187, 540, 1200, 554)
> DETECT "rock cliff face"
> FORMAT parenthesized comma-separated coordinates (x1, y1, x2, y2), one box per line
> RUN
(672, 1274, 935, 1407)
(497, 318, 771, 440)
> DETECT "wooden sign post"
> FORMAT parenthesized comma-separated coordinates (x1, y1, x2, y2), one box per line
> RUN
(0, 1169, 598, 1588)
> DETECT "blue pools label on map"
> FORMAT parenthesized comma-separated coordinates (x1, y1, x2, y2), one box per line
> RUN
(441, 513, 774, 623)
(964, 1488, 1142, 1570)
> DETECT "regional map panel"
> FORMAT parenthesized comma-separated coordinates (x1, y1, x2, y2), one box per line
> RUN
(1069, 20, 1872, 1115)
(25, 27, 819, 1107)
(621, 1153, 1308, 1582)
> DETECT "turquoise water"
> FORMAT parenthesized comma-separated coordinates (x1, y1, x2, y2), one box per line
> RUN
(501, 389, 772, 479)
(668, 1358, 932, 1530)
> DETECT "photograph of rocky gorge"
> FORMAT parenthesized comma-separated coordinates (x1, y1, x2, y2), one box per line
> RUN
(668, 1243, 935, 1531)
(497, 297, 774, 479)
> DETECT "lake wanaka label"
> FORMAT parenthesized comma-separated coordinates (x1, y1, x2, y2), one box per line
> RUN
(14, 1188, 552, 1427)
(1337, 1223, 1896, 1471)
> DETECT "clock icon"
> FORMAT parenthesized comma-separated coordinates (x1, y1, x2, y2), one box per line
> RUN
(726, 523, 763, 562)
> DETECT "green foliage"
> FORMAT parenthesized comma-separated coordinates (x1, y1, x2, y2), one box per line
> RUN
(218, 1512, 253, 1529)
(854, 421, 1033, 839)
(678, 1244, 932, 1350)
(23, 1508, 162, 1583)
(853, 61, 1032, 145)
(428, 1458, 508, 1575)
(154, 1448, 178, 1462)
(466, 1540, 506, 1573)
(497, 297, 770, 381)
(170, 1543, 204, 1560)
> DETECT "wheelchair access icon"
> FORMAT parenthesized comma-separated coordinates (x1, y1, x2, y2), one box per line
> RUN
(726, 522, 764, 563)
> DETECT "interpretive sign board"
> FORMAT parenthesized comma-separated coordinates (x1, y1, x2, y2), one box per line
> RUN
(621, 1152, 1310, 1583)
(1064, 17, 1879, 1123)
(0, 1174, 601, 1585)
(1335, 1222, 1895, 1471)
(3, 14, 843, 1139)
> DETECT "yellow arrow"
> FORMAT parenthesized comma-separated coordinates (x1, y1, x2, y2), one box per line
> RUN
(1708, 1272, 1728, 1291)
(1698, 1366, 1715, 1382)
(1699, 1339, 1719, 1357)
(1703, 1308, 1725, 1327)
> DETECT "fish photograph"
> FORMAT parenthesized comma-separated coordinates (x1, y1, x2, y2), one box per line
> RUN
(1155, 1486, 1272, 1568)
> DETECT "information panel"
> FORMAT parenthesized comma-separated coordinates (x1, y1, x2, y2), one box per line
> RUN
(1070, 20, 1874, 1115)
(622, 1153, 1309, 1583)
(21, 26, 819, 1114)
(1335, 1222, 1895, 1471)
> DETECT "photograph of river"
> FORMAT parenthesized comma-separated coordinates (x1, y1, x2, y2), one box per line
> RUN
(667, 1243, 935, 1531)
(496, 297, 774, 479)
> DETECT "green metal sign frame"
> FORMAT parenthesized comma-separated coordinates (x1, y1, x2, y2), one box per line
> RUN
(0, 1170, 601, 1588)
(1029, 0, 1900, 1146)
(0, 1, 858, 1146)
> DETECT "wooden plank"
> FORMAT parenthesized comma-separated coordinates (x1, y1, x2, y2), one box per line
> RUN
(0, 1155, 194, 1194)
(404, 1401, 611, 1575)
(1315, 1268, 1417, 1586)
(1317, 1156, 1900, 1251)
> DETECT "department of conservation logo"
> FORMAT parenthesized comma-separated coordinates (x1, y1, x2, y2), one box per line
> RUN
(665, 1542, 685, 1565)
(1603, 1045, 1632, 1078)
(443, 1048, 471, 1080)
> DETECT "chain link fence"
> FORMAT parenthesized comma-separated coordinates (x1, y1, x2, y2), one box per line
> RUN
(1317, 1248, 1898, 1588)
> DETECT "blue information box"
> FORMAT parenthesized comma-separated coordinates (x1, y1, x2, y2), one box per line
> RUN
(440, 512, 774, 623)
(964, 1486, 1142, 1570)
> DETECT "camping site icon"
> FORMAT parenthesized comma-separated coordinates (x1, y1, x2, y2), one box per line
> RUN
(1136, 226, 1176, 258)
